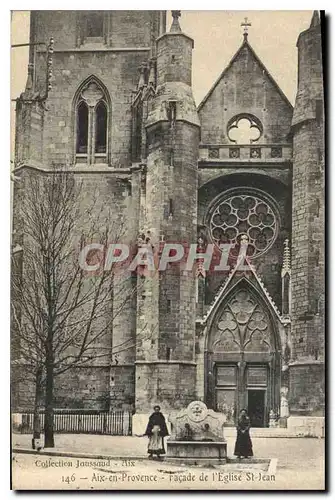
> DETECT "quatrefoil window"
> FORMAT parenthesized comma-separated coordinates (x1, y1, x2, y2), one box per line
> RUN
(228, 115, 262, 144)
(209, 191, 278, 258)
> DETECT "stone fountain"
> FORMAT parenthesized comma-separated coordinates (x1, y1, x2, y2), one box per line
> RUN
(166, 401, 227, 465)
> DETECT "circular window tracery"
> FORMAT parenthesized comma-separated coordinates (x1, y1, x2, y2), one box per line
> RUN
(209, 192, 278, 258)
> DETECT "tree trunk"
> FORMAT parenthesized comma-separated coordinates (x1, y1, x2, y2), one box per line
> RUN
(44, 359, 54, 448)
(32, 366, 42, 449)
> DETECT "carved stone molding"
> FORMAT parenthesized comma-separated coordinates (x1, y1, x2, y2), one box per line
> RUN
(81, 82, 104, 107)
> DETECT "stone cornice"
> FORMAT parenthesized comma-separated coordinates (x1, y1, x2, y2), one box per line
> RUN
(13, 162, 132, 176)
(198, 161, 292, 169)
(38, 47, 151, 53)
(156, 31, 194, 48)
(135, 360, 196, 366)
(289, 359, 324, 366)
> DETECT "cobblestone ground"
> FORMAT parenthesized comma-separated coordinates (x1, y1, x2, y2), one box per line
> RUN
(12, 434, 325, 490)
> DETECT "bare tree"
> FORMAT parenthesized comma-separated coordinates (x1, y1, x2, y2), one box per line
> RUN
(11, 169, 152, 448)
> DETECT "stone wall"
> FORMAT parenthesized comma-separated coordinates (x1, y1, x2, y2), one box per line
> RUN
(288, 362, 324, 416)
(11, 365, 35, 412)
(135, 363, 196, 412)
(54, 366, 110, 409)
(157, 32, 193, 86)
(15, 100, 45, 166)
(198, 40, 293, 146)
(30, 11, 160, 51)
(291, 122, 324, 360)
(11, 365, 119, 411)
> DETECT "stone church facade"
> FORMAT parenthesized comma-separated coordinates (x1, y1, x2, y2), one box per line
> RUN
(12, 11, 324, 434)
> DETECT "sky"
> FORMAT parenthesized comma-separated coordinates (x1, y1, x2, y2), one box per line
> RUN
(10, 10, 314, 154)
(180, 10, 313, 105)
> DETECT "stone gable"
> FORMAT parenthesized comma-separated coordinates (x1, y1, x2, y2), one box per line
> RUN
(198, 40, 293, 146)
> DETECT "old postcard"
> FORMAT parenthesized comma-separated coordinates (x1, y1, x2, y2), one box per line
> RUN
(11, 10, 325, 491)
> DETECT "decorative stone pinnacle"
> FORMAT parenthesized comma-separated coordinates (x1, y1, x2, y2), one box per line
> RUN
(282, 239, 291, 275)
(310, 10, 320, 28)
(25, 63, 34, 91)
(137, 62, 147, 90)
(170, 10, 182, 33)
(148, 58, 156, 86)
(241, 16, 251, 41)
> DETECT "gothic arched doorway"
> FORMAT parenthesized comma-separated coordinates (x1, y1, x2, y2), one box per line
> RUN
(205, 281, 281, 427)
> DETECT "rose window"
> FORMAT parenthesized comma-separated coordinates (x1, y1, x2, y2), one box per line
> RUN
(209, 194, 278, 258)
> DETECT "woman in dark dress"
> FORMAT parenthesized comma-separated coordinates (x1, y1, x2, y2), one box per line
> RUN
(234, 409, 253, 459)
(144, 406, 169, 459)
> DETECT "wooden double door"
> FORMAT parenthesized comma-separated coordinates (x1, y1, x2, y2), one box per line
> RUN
(214, 363, 270, 427)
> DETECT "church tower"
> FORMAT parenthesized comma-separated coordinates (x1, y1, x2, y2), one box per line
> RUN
(133, 11, 200, 428)
(290, 11, 324, 427)
(13, 11, 166, 411)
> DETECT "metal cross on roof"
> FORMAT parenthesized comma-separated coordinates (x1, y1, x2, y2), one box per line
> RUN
(241, 16, 251, 40)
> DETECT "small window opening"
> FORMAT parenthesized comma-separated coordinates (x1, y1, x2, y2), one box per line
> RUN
(170, 148, 174, 166)
(168, 100, 177, 124)
(86, 13, 104, 38)
(169, 198, 174, 216)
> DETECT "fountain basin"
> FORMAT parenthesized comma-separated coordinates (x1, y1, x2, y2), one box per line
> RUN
(166, 439, 227, 465)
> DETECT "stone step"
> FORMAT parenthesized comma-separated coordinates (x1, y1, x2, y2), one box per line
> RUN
(223, 427, 310, 438)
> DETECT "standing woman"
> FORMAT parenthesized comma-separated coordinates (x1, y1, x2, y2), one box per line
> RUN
(144, 406, 169, 460)
(234, 409, 253, 459)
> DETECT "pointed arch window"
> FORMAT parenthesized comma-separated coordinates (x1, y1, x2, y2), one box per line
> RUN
(95, 101, 107, 154)
(74, 79, 110, 165)
(76, 101, 89, 154)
